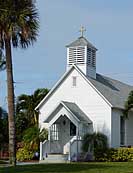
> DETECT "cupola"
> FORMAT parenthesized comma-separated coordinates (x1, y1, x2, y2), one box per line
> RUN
(66, 27, 97, 79)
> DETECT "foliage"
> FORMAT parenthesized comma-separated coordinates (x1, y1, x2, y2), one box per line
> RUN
(16, 126, 48, 161)
(15, 112, 30, 142)
(39, 128, 48, 142)
(15, 88, 49, 142)
(95, 148, 133, 162)
(23, 126, 48, 151)
(0, 107, 8, 150)
(16, 146, 34, 161)
(124, 90, 133, 118)
(82, 132, 108, 153)
(16, 88, 49, 126)
(0, 0, 39, 49)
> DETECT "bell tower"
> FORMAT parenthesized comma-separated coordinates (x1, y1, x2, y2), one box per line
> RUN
(66, 27, 97, 79)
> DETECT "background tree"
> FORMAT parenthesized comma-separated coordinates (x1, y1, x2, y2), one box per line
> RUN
(0, 0, 39, 165)
(124, 90, 133, 118)
(0, 107, 8, 151)
(15, 88, 49, 161)
(16, 88, 49, 142)
(0, 49, 6, 71)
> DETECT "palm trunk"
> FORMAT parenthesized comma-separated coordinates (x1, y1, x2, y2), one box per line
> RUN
(5, 38, 16, 166)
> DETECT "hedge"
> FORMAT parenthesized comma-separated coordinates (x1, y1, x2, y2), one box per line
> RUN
(95, 148, 133, 162)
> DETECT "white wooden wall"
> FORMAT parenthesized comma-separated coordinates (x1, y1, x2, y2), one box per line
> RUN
(39, 68, 112, 146)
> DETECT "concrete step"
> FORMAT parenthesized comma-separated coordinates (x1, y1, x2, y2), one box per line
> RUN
(40, 154, 69, 163)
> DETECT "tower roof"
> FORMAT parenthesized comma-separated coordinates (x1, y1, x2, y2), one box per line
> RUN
(66, 36, 97, 50)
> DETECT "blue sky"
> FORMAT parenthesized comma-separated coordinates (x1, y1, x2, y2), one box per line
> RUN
(1, 0, 133, 108)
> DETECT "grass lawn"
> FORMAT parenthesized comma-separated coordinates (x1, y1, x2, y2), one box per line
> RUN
(0, 162, 133, 173)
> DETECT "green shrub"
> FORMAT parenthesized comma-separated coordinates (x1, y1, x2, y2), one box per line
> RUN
(82, 132, 108, 153)
(16, 146, 34, 161)
(95, 148, 133, 162)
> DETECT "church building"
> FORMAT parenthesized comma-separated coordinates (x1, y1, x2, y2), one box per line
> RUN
(36, 27, 133, 162)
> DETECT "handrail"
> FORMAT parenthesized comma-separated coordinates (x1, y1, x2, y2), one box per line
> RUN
(70, 136, 82, 145)
(42, 140, 48, 145)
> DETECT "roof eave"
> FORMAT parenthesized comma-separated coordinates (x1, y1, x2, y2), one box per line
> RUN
(36, 64, 113, 110)
(35, 66, 75, 110)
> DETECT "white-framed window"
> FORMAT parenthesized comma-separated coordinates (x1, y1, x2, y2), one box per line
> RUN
(72, 76, 77, 87)
(120, 116, 125, 145)
(50, 123, 59, 141)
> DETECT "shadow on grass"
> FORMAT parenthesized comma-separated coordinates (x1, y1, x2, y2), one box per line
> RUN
(0, 163, 113, 173)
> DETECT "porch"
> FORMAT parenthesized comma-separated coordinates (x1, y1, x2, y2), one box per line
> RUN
(39, 101, 92, 162)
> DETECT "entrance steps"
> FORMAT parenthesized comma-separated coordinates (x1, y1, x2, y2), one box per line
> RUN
(39, 154, 69, 163)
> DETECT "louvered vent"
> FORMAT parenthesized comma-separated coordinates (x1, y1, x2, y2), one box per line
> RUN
(92, 50, 96, 67)
(68, 47, 85, 65)
(87, 48, 96, 67)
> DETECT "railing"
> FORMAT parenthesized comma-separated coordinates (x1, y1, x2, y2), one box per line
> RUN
(69, 136, 83, 161)
(40, 140, 49, 160)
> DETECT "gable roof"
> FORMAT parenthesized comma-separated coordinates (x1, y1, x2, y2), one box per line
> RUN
(66, 36, 97, 50)
(62, 101, 92, 123)
(88, 74, 133, 109)
(35, 65, 112, 110)
(36, 65, 133, 110)
(45, 101, 92, 124)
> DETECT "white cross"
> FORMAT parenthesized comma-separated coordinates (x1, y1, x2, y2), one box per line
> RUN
(79, 26, 86, 37)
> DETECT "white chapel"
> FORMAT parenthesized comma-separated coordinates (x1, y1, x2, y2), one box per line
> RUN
(36, 28, 133, 162)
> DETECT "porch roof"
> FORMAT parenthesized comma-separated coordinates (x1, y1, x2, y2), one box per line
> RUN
(44, 101, 92, 124)
(62, 101, 92, 123)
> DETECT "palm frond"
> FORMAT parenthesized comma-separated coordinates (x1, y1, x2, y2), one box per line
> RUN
(0, 0, 39, 49)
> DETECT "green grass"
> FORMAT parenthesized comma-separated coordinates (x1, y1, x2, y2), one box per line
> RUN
(0, 162, 133, 173)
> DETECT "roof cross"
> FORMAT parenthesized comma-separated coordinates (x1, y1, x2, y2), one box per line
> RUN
(79, 26, 86, 37)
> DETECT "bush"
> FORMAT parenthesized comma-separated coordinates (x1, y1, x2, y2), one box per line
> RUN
(95, 148, 133, 162)
(16, 146, 34, 161)
(82, 132, 108, 153)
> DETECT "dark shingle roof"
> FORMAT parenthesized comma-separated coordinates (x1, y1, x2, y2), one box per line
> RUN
(66, 36, 97, 50)
(62, 101, 92, 123)
(87, 74, 133, 109)
(44, 101, 92, 124)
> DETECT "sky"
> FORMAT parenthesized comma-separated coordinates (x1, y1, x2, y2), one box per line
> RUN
(1, 0, 133, 108)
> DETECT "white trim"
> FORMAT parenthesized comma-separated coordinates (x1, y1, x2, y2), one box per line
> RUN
(61, 101, 80, 122)
(47, 103, 79, 128)
(35, 66, 75, 110)
(35, 65, 112, 110)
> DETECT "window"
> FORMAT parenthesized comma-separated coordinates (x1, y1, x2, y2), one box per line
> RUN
(50, 123, 59, 141)
(72, 76, 77, 87)
(120, 116, 125, 145)
(70, 122, 76, 136)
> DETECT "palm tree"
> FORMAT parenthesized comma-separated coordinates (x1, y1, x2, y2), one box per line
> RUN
(124, 90, 133, 118)
(16, 88, 49, 127)
(82, 132, 108, 153)
(0, 0, 39, 165)
(16, 88, 49, 142)
(23, 126, 48, 151)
